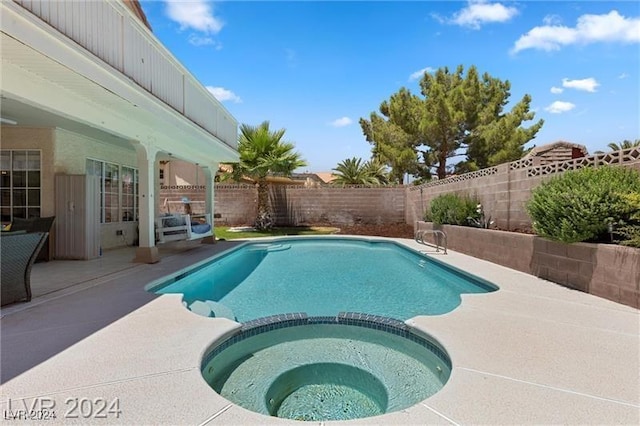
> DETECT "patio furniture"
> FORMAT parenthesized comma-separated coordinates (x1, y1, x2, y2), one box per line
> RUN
(10, 216, 56, 262)
(156, 213, 212, 243)
(1, 232, 48, 306)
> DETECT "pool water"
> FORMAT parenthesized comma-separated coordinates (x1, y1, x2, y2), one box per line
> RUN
(266, 363, 388, 420)
(202, 321, 451, 421)
(151, 238, 496, 322)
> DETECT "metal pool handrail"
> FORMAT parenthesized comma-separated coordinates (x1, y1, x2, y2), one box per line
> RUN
(415, 229, 448, 254)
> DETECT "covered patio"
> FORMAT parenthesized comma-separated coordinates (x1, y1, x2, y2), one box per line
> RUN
(1, 0, 238, 264)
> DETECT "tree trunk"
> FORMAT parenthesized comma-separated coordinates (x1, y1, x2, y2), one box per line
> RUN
(255, 179, 273, 230)
(437, 154, 447, 179)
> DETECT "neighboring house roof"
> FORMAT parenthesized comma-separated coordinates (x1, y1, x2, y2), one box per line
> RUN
(291, 173, 327, 183)
(123, 0, 152, 31)
(314, 172, 336, 184)
(217, 165, 332, 186)
(523, 141, 588, 165)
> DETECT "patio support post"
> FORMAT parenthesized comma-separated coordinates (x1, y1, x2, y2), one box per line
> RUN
(200, 163, 218, 244)
(133, 141, 160, 263)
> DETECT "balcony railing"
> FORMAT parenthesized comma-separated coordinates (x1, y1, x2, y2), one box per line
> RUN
(13, 0, 237, 149)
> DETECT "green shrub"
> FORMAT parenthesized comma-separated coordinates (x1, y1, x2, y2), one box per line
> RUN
(617, 192, 640, 247)
(526, 166, 640, 244)
(427, 193, 479, 225)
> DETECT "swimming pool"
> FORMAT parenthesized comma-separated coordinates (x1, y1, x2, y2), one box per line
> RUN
(148, 237, 497, 322)
(201, 314, 451, 421)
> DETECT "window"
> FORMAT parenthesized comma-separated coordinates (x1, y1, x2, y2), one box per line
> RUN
(86, 159, 138, 223)
(1, 150, 41, 222)
(121, 167, 138, 222)
(104, 163, 119, 223)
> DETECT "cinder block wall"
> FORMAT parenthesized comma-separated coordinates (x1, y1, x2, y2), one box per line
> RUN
(158, 184, 257, 224)
(158, 184, 405, 226)
(159, 185, 207, 215)
(157, 149, 639, 230)
(416, 222, 640, 308)
(270, 186, 406, 226)
(406, 165, 511, 229)
(407, 149, 640, 231)
(215, 185, 257, 225)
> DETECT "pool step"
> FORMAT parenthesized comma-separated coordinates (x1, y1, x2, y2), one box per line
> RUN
(189, 300, 236, 320)
(249, 243, 291, 253)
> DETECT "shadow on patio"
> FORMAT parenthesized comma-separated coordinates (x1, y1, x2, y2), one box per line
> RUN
(0, 240, 243, 383)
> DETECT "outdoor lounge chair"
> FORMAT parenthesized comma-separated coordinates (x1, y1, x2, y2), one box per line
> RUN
(1, 232, 48, 306)
(10, 216, 56, 262)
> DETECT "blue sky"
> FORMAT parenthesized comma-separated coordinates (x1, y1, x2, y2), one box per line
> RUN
(141, 1, 640, 172)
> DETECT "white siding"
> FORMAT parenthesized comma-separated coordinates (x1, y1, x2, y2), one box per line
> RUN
(13, 0, 237, 149)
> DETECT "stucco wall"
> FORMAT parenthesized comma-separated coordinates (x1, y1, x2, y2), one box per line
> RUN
(416, 222, 640, 309)
(54, 128, 137, 173)
(53, 129, 137, 249)
(159, 159, 207, 187)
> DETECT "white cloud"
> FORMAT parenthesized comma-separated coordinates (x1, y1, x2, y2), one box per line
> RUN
(550, 86, 564, 94)
(562, 77, 599, 92)
(543, 14, 562, 26)
(431, 12, 446, 25)
(206, 86, 241, 103)
(545, 101, 576, 114)
(451, 1, 519, 29)
(188, 34, 222, 49)
(619, 72, 629, 79)
(329, 117, 353, 128)
(512, 10, 640, 53)
(165, 0, 224, 34)
(409, 67, 435, 81)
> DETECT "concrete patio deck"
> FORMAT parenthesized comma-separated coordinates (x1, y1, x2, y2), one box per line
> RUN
(1, 237, 638, 425)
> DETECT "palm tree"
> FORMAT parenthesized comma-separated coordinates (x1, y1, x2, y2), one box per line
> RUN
(607, 139, 640, 151)
(364, 158, 389, 185)
(332, 157, 388, 185)
(332, 157, 367, 185)
(222, 121, 306, 230)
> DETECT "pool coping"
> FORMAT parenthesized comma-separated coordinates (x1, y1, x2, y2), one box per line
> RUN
(201, 312, 452, 371)
(1, 236, 638, 425)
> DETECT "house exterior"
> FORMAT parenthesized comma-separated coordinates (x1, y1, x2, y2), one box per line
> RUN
(522, 141, 588, 165)
(1, 0, 239, 263)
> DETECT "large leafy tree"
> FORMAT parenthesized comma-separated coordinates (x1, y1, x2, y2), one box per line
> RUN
(458, 67, 543, 171)
(331, 157, 389, 185)
(222, 121, 306, 230)
(361, 65, 543, 179)
(360, 88, 432, 184)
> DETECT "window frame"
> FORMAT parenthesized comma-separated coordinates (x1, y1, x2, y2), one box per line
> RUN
(1, 149, 42, 223)
(86, 158, 139, 224)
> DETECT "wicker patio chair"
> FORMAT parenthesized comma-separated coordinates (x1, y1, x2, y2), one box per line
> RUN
(1, 232, 47, 306)
(10, 216, 55, 261)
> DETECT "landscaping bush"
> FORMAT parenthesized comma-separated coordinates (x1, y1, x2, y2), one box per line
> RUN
(617, 192, 640, 247)
(427, 193, 479, 225)
(527, 166, 640, 244)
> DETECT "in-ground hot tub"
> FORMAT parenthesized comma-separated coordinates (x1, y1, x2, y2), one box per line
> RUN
(201, 313, 451, 422)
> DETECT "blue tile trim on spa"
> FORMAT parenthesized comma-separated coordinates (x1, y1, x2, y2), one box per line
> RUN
(201, 312, 452, 370)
